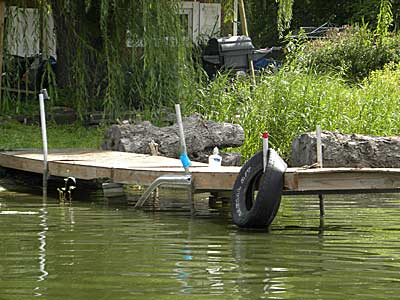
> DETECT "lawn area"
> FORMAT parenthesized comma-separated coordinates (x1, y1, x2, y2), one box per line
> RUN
(0, 121, 104, 151)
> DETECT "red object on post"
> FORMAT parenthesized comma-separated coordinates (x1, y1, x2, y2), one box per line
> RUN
(262, 132, 269, 172)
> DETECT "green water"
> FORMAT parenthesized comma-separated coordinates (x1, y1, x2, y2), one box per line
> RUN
(1, 181, 400, 300)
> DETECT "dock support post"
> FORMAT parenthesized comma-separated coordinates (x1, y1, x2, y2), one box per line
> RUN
(175, 104, 195, 213)
(39, 89, 49, 190)
(188, 183, 195, 214)
(175, 104, 190, 175)
(319, 193, 325, 217)
(316, 125, 325, 217)
(262, 132, 269, 173)
(316, 125, 323, 168)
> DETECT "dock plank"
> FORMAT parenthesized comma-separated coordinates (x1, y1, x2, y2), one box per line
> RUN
(2, 150, 400, 193)
(0, 150, 240, 191)
(285, 167, 400, 192)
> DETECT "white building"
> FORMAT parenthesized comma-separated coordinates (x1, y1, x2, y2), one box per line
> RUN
(6, 6, 56, 58)
(5, 1, 223, 58)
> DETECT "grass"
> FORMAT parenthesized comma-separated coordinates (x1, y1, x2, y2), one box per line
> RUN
(185, 63, 400, 162)
(0, 121, 104, 150)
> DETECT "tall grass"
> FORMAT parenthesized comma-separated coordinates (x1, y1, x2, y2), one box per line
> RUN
(185, 63, 400, 162)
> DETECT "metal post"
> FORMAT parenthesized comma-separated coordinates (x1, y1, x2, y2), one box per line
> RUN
(39, 90, 49, 188)
(175, 104, 194, 213)
(262, 132, 269, 173)
(316, 125, 325, 217)
(316, 125, 323, 168)
(175, 104, 190, 174)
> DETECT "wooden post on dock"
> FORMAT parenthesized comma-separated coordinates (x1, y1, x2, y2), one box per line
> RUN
(316, 125, 323, 168)
(316, 125, 325, 217)
(0, 0, 6, 101)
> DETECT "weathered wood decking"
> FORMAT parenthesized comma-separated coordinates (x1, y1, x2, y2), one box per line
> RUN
(2, 149, 400, 194)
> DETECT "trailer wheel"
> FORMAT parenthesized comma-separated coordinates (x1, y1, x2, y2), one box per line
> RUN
(231, 149, 287, 228)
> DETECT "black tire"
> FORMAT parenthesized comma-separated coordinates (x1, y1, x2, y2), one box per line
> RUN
(231, 149, 287, 228)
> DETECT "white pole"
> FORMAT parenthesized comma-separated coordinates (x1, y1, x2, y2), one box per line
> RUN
(175, 104, 187, 154)
(262, 132, 269, 172)
(233, 0, 238, 36)
(316, 125, 323, 168)
(39, 92, 48, 185)
(175, 104, 191, 174)
(316, 125, 325, 216)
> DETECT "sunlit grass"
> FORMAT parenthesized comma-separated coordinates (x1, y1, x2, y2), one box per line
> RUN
(0, 121, 104, 150)
(185, 63, 400, 161)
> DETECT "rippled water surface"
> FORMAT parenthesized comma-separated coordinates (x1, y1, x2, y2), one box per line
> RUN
(1, 180, 400, 300)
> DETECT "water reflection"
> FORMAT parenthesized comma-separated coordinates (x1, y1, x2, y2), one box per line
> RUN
(37, 206, 48, 282)
(174, 247, 193, 293)
(34, 190, 49, 297)
(1, 187, 400, 299)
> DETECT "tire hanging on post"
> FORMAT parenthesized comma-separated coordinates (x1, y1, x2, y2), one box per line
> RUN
(231, 149, 287, 228)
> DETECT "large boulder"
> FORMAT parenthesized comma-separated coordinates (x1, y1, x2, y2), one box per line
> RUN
(101, 114, 244, 166)
(291, 131, 400, 168)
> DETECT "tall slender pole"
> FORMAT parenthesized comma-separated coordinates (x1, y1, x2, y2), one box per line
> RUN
(175, 104, 191, 175)
(316, 125, 325, 217)
(175, 104, 194, 213)
(238, 0, 256, 85)
(0, 1, 6, 101)
(233, 0, 238, 36)
(316, 125, 323, 168)
(175, 104, 187, 155)
(262, 132, 269, 173)
(39, 91, 49, 189)
(238, 0, 249, 36)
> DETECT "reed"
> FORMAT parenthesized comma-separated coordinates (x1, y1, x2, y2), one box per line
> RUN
(186, 63, 400, 161)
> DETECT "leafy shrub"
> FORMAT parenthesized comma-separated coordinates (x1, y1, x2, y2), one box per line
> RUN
(185, 63, 400, 162)
(287, 26, 400, 82)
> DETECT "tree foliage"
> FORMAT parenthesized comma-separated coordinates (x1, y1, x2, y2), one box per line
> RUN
(376, 0, 393, 36)
(51, 0, 195, 120)
(2, 0, 400, 119)
(3, 0, 196, 121)
(276, 0, 294, 36)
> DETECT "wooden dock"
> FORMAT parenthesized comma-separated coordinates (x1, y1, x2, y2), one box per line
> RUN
(2, 149, 400, 194)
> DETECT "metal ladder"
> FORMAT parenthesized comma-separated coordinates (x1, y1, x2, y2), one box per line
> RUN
(134, 104, 195, 213)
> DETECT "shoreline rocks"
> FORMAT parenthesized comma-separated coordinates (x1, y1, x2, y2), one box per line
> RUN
(291, 131, 400, 168)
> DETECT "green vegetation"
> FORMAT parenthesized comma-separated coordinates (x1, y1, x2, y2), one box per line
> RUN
(2, 0, 193, 121)
(186, 59, 400, 161)
(290, 27, 400, 82)
(2, 1, 400, 164)
(3, 26, 400, 163)
(0, 121, 103, 150)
